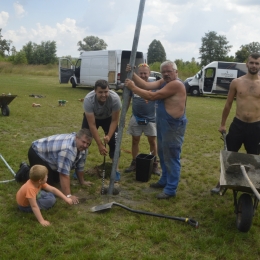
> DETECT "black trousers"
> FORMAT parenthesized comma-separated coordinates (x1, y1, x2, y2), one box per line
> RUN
(226, 117, 260, 155)
(82, 114, 118, 159)
(28, 146, 60, 184)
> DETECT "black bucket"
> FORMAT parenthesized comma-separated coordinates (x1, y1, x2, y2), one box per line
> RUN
(136, 153, 155, 182)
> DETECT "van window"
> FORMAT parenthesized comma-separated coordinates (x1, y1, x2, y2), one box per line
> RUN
(205, 68, 215, 78)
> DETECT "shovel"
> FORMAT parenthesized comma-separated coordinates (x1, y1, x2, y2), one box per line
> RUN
(90, 202, 199, 228)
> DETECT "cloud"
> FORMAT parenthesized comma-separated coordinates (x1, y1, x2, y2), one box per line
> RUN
(0, 11, 9, 27)
(13, 2, 26, 18)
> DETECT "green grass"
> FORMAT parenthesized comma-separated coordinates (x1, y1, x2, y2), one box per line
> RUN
(0, 65, 260, 260)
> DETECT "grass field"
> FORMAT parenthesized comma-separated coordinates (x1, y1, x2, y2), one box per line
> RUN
(0, 66, 260, 260)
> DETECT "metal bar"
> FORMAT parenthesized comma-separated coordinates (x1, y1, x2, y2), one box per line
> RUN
(108, 0, 146, 195)
(0, 153, 16, 176)
(240, 165, 260, 201)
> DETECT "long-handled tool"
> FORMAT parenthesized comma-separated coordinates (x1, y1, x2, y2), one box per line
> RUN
(90, 202, 199, 228)
(0, 153, 16, 183)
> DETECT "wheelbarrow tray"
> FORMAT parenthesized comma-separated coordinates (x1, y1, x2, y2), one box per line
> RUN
(220, 150, 260, 193)
(0, 95, 17, 107)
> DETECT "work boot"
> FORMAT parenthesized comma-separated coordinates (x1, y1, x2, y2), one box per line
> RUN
(124, 159, 136, 173)
(152, 162, 161, 176)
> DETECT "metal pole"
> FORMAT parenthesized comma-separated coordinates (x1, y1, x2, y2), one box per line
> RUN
(108, 0, 146, 194)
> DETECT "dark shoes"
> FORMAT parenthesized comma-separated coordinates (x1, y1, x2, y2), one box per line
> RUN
(210, 182, 220, 194)
(210, 186, 221, 194)
(15, 162, 30, 182)
(150, 182, 165, 189)
(125, 159, 136, 173)
(156, 192, 175, 199)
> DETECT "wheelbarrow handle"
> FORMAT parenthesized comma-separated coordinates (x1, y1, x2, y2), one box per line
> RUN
(240, 165, 260, 201)
(221, 131, 227, 151)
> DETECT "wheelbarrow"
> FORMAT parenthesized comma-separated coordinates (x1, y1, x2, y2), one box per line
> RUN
(218, 133, 260, 232)
(0, 94, 17, 116)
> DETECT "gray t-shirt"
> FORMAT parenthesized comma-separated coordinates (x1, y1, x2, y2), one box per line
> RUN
(83, 90, 121, 119)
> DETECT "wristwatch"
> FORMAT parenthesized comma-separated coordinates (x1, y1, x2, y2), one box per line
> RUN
(66, 194, 72, 198)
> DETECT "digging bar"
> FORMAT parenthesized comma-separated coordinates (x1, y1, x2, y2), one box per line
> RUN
(108, 0, 146, 195)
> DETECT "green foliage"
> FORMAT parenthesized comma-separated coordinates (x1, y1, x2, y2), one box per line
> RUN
(77, 36, 107, 51)
(199, 31, 232, 66)
(235, 42, 260, 62)
(147, 39, 166, 64)
(22, 40, 57, 65)
(149, 62, 161, 72)
(0, 28, 13, 56)
(12, 50, 28, 65)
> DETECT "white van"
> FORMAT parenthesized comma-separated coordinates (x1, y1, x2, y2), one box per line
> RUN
(184, 61, 247, 96)
(59, 50, 145, 90)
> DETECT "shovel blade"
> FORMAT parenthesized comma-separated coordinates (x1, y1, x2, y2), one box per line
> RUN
(90, 202, 115, 212)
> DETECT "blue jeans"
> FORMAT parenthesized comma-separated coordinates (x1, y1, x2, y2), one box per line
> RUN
(18, 190, 56, 212)
(156, 105, 187, 196)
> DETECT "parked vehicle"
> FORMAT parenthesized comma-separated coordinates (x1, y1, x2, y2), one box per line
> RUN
(59, 50, 145, 90)
(184, 61, 247, 96)
(149, 71, 162, 81)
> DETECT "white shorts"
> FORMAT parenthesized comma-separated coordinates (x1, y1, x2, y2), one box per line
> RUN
(127, 116, 157, 136)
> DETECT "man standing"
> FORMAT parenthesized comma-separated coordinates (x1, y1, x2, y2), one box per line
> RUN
(211, 53, 260, 194)
(125, 61, 187, 199)
(19, 129, 93, 204)
(82, 79, 121, 180)
(125, 63, 160, 176)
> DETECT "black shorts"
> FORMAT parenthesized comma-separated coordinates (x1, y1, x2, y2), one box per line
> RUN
(226, 117, 260, 154)
(28, 146, 60, 184)
(82, 114, 118, 159)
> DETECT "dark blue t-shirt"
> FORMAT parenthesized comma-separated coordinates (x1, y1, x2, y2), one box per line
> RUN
(130, 91, 156, 123)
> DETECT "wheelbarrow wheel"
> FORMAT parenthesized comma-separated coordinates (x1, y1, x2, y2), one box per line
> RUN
(236, 193, 253, 232)
(1, 105, 10, 116)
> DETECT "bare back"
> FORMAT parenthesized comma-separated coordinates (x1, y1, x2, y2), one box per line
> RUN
(233, 74, 260, 122)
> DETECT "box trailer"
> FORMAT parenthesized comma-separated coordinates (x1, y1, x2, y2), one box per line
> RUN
(59, 50, 145, 90)
(184, 61, 247, 96)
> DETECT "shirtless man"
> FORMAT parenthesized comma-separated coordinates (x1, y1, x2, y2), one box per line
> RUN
(125, 60, 187, 199)
(211, 53, 260, 194)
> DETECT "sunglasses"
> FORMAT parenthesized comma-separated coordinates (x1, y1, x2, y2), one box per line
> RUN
(138, 63, 149, 68)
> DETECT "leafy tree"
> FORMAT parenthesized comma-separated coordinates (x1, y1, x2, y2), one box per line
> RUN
(22, 41, 57, 64)
(0, 28, 13, 56)
(235, 42, 260, 62)
(147, 39, 166, 64)
(199, 31, 232, 66)
(13, 50, 27, 64)
(77, 36, 107, 51)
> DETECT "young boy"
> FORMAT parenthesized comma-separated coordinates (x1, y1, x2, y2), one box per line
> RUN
(16, 165, 73, 227)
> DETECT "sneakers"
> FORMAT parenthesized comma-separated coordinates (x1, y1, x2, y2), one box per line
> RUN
(15, 162, 30, 182)
(150, 182, 165, 189)
(156, 192, 175, 199)
(210, 182, 220, 194)
(124, 159, 136, 173)
(152, 162, 161, 176)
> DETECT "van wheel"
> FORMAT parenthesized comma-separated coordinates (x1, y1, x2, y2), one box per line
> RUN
(71, 78, 76, 88)
(190, 86, 200, 96)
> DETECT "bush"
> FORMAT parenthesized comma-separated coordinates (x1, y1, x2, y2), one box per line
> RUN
(13, 51, 28, 65)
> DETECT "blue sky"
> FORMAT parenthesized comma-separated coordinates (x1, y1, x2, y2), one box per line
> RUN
(1, 0, 260, 62)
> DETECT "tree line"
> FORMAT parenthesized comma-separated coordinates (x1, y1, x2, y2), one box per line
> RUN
(1, 28, 259, 69)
